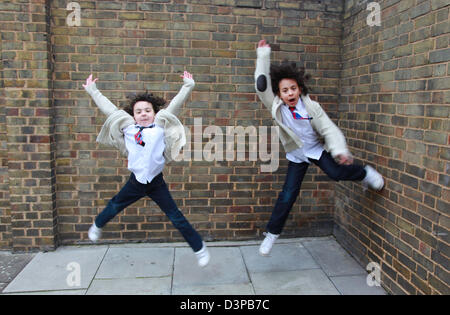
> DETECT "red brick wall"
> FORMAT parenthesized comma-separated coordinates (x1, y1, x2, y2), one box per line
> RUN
(336, 0, 449, 294)
(1, 0, 344, 250)
(0, 37, 11, 249)
(0, 0, 57, 252)
(1, 0, 448, 295)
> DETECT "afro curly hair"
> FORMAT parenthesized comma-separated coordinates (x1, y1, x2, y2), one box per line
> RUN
(270, 61, 311, 96)
(123, 92, 166, 117)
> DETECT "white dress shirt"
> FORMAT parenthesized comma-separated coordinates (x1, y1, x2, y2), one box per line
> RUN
(123, 124, 166, 184)
(280, 99, 324, 164)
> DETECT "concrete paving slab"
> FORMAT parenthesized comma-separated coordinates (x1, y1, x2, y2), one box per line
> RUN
(109, 242, 186, 249)
(7, 289, 86, 295)
(86, 277, 172, 295)
(0, 252, 35, 283)
(251, 269, 340, 295)
(172, 247, 249, 288)
(3, 246, 108, 293)
(330, 275, 387, 295)
(240, 244, 319, 273)
(95, 247, 174, 279)
(1, 237, 388, 295)
(0, 251, 35, 293)
(172, 283, 255, 295)
(302, 238, 366, 276)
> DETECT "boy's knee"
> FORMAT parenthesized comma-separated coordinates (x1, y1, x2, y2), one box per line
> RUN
(169, 210, 188, 227)
(279, 188, 298, 204)
(106, 198, 125, 214)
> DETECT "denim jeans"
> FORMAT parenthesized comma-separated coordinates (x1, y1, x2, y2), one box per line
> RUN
(266, 151, 366, 235)
(95, 173, 203, 252)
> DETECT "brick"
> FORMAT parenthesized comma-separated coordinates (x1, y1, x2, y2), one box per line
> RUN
(431, 0, 450, 10)
(118, 12, 144, 20)
(429, 48, 450, 63)
(424, 131, 447, 145)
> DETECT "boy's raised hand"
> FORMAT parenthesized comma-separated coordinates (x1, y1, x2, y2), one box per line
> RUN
(82, 74, 98, 88)
(258, 39, 270, 48)
(180, 71, 193, 80)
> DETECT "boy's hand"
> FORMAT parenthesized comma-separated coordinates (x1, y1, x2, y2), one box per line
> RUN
(180, 71, 193, 80)
(83, 74, 98, 88)
(337, 154, 353, 165)
(258, 39, 270, 48)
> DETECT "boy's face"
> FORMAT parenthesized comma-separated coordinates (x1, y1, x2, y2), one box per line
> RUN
(278, 78, 301, 107)
(133, 101, 155, 127)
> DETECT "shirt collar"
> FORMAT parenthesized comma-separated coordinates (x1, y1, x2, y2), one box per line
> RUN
(284, 98, 302, 110)
(135, 123, 155, 129)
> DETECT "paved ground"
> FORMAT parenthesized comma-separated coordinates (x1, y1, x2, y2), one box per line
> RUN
(0, 251, 35, 293)
(1, 236, 386, 295)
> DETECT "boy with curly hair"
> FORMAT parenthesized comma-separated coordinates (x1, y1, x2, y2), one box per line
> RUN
(83, 72, 210, 267)
(254, 40, 384, 256)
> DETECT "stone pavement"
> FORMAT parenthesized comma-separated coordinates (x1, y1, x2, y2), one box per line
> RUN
(1, 236, 386, 295)
(0, 251, 35, 293)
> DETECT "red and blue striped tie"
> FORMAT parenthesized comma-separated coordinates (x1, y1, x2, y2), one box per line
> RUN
(134, 124, 154, 146)
(289, 106, 312, 120)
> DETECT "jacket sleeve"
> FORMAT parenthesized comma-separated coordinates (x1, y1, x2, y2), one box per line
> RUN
(165, 77, 195, 116)
(84, 83, 118, 117)
(254, 46, 275, 111)
(312, 103, 351, 158)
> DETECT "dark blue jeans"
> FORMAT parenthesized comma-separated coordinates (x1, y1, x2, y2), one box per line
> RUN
(266, 151, 366, 235)
(95, 173, 203, 252)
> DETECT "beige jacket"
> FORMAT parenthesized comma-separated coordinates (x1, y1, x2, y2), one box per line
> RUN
(254, 46, 351, 159)
(84, 77, 194, 162)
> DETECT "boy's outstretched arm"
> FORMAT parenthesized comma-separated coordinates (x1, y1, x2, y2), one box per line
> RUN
(165, 71, 195, 116)
(255, 40, 275, 110)
(83, 74, 119, 117)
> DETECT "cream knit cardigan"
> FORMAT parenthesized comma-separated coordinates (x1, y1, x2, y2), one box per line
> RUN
(84, 77, 194, 162)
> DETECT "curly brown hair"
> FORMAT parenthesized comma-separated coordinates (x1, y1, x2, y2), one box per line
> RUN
(124, 92, 166, 116)
(270, 61, 311, 96)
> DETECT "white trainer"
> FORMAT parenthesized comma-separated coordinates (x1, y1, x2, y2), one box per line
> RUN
(362, 165, 384, 191)
(88, 223, 102, 242)
(259, 232, 279, 256)
(195, 242, 210, 268)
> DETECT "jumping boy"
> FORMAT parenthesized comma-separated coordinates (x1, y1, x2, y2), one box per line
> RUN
(254, 40, 384, 256)
(83, 71, 210, 267)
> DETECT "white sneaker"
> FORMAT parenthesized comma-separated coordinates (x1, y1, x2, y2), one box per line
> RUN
(259, 232, 279, 256)
(362, 165, 384, 191)
(88, 223, 102, 242)
(195, 242, 210, 268)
